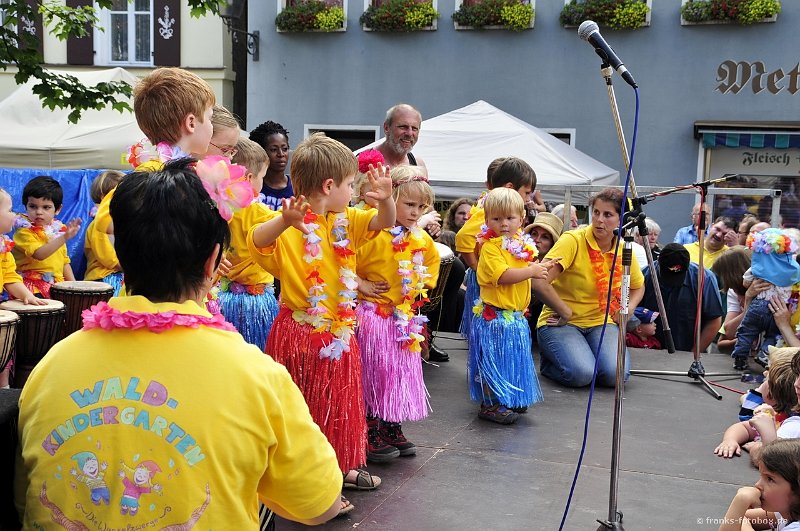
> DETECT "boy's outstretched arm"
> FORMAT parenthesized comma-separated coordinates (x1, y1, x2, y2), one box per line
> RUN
(30, 218, 81, 261)
(251, 197, 310, 248)
(364, 164, 396, 231)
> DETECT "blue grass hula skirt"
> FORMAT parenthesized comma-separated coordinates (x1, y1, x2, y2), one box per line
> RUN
(218, 282, 278, 350)
(460, 268, 479, 339)
(468, 303, 543, 409)
(101, 272, 124, 297)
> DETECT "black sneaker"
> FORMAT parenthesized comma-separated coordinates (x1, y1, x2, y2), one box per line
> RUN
(379, 421, 416, 456)
(733, 357, 748, 371)
(428, 343, 450, 362)
(367, 419, 400, 462)
(754, 351, 770, 369)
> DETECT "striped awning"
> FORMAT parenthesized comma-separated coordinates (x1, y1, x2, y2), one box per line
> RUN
(702, 132, 800, 149)
(694, 121, 800, 149)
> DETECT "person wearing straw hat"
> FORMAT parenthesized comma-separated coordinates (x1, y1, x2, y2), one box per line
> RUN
(525, 212, 563, 334)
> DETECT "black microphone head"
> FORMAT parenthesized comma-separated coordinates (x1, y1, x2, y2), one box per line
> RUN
(578, 20, 599, 40)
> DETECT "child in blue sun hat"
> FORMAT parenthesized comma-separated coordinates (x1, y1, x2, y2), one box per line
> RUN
(731, 228, 800, 370)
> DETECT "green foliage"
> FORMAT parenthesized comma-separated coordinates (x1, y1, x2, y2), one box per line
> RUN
(276, 0, 344, 31)
(680, 0, 781, 24)
(0, 0, 217, 124)
(452, 0, 533, 30)
(559, 0, 649, 29)
(360, 0, 440, 31)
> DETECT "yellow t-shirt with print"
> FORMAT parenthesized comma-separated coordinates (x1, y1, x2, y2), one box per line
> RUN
(478, 236, 533, 312)
(538, 226, 644, 329)
(455, 207, 485, 255)
(684, 241, 728, 268)
(12, 227, 70, 283)
(225, 202, 279, 286)
(15, 296, 342, 528)
(84, 218, 120, 281)
(356, 228, 440, 307)
(247, 207, 378, 313)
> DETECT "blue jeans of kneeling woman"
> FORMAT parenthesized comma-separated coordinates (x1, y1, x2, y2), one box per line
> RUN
(537, 323, 629, 388)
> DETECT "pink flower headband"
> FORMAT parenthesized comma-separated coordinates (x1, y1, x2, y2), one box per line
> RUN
(392, 175, 429, 188)
(358, 149, 385, 174)
(194, 156, 254, 221)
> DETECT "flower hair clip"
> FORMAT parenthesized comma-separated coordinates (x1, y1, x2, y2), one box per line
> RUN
(195, 155, 254, 221)
(358, 149, 385, 174)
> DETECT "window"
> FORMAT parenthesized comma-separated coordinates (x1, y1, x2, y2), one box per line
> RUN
(544, 128, 576, 146)
(95, 0, 154, 66)
(305, 124, 380, 151)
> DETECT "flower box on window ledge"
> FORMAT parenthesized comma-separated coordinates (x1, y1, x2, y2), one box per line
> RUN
(560, 0, 651, 29)
(276, 0, 347, 32)
(680, 0, 780, 26)
(453, 0, 535, 31)
(360, 0, 440, 31)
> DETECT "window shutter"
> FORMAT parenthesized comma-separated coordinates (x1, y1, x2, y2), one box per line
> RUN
(18, 0, 43, 57)
(153, 0, 180, 66)
(66, 0, 94, 65)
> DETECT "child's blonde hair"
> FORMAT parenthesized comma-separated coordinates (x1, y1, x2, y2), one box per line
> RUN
(483, 187, 525, 219)
(767, 347, 800, 414)
(232, 138, 268, 177)
(90, 170, 125, 204)
(211, 105, 240, 135)
(390, 166, 433, 206)
(290, 133, 357, 198)
(133, 68, 216, 145)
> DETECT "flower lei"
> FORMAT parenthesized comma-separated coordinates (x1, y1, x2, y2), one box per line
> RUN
(388, 225, 431, 353)
(126, 139, 188, 168)
(587, 243, 624, 316)
(475, 226, 537, 262)
(747, 228, 798, 255)
(292, 211, 358, 360)
(82, 301, 236, 333)
(0, 235, 13, 254)
(195, 156, 254, 221)
(14, 215, 66, 241)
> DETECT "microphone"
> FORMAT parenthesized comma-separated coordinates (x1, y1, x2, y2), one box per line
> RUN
(578, 20, 637, 88)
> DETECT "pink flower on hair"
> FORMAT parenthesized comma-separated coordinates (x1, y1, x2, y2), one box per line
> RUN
(195, 156, 253, 221)
(358, 149, 384, 174)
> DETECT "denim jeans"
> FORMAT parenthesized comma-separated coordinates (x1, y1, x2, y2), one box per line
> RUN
(731, 298, 779, 360)
(537, 323, 628, 388)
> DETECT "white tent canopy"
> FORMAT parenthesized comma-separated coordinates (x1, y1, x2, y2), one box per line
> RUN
(0, 67, 143, 170)
(358, 100, 619, 202)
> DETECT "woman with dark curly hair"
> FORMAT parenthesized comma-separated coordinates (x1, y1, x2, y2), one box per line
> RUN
(249, 120, 293, 210)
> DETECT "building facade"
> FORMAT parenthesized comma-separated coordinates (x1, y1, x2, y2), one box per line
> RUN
(247, 0, 800, 239)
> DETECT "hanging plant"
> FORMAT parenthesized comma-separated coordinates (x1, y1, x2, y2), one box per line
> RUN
(680, 0, 781, 24)
(453, 0, 534, 31)
(360, 0, 440, 31)
(560, 0, 649, 29)
(276, 0, 345, 32)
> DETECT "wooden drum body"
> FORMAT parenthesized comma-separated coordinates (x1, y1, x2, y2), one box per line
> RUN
(0, 300, 65, 388)
(50, 281, 114, 336)
(419, 243, 455, 314)
(0, 310, 18, 374)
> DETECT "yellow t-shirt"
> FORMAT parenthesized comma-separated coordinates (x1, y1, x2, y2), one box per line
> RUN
(538, 226, 644, 329)
(356, 228, 440, 306)
(0, 247, 22, 287)
(455, 207, 485, 255)
(95, 160, 164, 234)
(226, 202, 279, 286)
(84, 217, 120, 281)
(12, 227, 70, 282)
(248, 207, 378, 313)
(477, 236, 533, 312)
(15, 296, 342, 528)
(684, 241, 728, 268)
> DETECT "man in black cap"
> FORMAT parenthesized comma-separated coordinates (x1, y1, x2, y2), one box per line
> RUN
(640, 243, 724, 353)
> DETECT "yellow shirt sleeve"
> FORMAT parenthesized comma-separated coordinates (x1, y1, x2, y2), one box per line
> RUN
(477, 240, 531, 311)
(0, 250, 22, 286)
(94, 188, 115, 235)
(455, 208, 485, 254)
(84, 219, 119, 280)
(226, 203, 279, 286)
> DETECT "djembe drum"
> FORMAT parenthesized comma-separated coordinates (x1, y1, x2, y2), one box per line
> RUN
(0, 300, 64, 388)
(50, 281, 114, 336)
(419, 242, 455, 315)
(0, 310, 18, 376)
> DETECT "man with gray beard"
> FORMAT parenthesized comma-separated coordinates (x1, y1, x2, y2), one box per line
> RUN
(376, 104, 427, 170)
